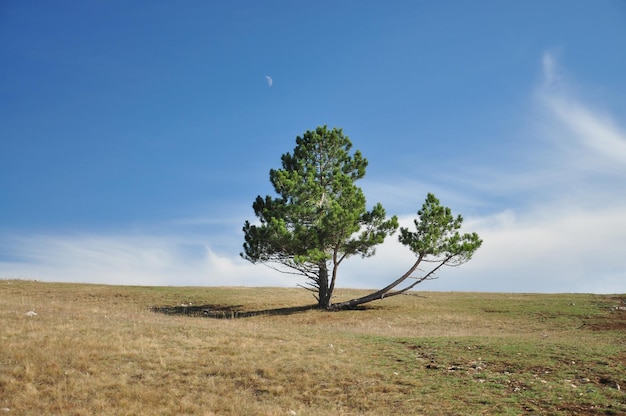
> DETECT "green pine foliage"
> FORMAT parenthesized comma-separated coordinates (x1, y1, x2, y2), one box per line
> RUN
(399, 193, 483, 267)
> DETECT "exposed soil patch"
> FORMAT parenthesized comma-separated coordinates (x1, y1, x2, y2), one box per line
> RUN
(582, 297, 626, 331)
(583, 314, 626, 331)
(557, 403, 622, 415)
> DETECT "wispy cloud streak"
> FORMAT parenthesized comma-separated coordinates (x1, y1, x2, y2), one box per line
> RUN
(541, 94, 626, 168)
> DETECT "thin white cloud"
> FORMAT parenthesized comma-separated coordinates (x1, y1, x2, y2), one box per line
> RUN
(542, 52, 558, 88)
(456, 205, 626, 293)
(361, 177, 488, 217)
(419, 53, 626, 204)
(0, 233, 301, 288)
(541, 95, 626, 167)
(535, 51, 626, 175)
(169, 216, 242, 227)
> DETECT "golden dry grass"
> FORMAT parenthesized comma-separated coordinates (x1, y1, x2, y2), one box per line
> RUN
(1, 280, 625, 415)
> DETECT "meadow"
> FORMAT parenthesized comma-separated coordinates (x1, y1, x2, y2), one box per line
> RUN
(1, 279, 624, 415)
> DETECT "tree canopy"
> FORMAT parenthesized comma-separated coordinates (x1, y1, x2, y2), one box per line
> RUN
(242, 126, 482, 310)
(242, 126, 398, 309)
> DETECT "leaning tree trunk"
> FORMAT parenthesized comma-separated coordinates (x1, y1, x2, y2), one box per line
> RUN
(330, 254, 430, 310)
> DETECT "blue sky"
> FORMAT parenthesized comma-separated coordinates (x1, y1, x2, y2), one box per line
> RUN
(2, 1, 626, 293)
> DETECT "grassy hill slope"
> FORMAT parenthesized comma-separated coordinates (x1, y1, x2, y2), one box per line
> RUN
(1, 280, 624, 415)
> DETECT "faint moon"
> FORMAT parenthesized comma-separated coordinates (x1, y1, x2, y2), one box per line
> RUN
(265, 75, 273, 87)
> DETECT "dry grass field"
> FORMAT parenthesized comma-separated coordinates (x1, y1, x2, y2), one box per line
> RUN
(1, 279, 625, 415)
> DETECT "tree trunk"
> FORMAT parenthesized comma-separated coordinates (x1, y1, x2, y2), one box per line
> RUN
(317, 262, 333, 309)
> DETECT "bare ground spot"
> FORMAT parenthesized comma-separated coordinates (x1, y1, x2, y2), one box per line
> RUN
(582, 297, 626, 331)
